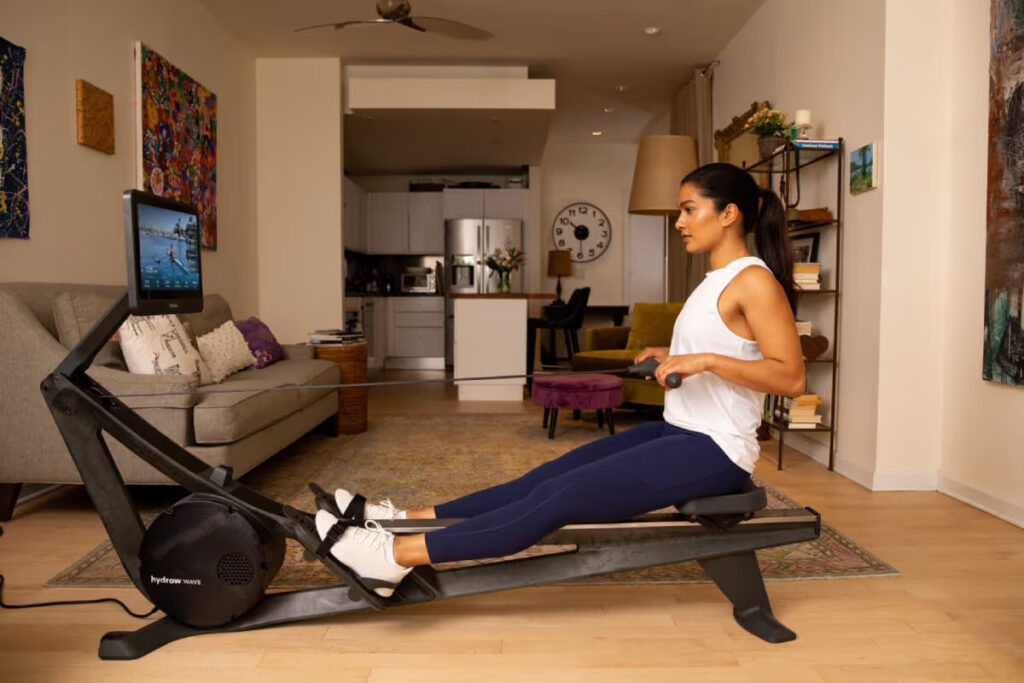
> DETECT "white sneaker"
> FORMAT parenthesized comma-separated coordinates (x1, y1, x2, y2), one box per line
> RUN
(336, 487, 406, 520)
(315, 510, 412, 597)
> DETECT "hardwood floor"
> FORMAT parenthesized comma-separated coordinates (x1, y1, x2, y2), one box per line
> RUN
(1, 369, 1021, 682)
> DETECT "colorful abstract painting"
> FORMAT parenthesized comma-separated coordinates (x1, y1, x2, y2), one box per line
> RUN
(136, 42, 217, 249)
(0, 37, 28, 239)
(985, 1, 1024, 386)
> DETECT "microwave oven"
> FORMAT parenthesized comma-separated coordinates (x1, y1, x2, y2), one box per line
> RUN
(400, 272, 436, 293)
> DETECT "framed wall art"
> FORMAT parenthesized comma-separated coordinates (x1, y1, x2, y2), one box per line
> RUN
(984, 0, 1024, 386)
(135, 42, 217, 249)
(0, 36, 28, 239)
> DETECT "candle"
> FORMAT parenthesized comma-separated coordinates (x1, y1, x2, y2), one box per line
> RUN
(795, 109, 811, 127)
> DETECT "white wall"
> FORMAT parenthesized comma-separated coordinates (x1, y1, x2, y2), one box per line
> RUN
(937, 1, 1024, 526)
(255, 59, 344, 344)
(712, 0, 887, 483)
(874, 0, 952, 489)
(0, 0, 258, 317)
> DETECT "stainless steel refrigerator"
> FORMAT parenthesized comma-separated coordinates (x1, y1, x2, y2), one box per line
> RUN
(444, 218, 524, 365)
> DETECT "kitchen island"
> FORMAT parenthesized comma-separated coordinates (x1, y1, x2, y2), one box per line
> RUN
(451, 293, 553, 401)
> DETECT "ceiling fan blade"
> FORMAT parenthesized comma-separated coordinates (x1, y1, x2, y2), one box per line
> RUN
(398, 17, 427, 33)
(407, 16, 494, 40)
(293, 18, 392, 33)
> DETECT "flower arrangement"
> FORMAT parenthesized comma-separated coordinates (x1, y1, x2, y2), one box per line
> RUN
(483, 245, 526, 293)
(746, 108, 789, 138)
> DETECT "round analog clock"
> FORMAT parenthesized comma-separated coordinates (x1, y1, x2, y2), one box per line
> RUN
(551, 202, 612, 263)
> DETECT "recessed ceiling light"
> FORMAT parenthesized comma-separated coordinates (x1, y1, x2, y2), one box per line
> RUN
(615, 85, 627, 93)
(603, 107, 615, 113)
(643, 26, 662, 36)
(592, 130, 603, 136)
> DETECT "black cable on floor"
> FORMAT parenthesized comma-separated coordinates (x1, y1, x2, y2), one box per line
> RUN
(0, 573, 159, 619)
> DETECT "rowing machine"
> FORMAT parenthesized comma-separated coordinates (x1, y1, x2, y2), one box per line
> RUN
(37, 190, 821, 660)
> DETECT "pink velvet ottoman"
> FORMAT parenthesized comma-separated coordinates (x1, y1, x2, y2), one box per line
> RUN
(531, 374, 624, 439)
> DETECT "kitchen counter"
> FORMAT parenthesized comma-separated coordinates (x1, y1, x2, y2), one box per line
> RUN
(345, 292, 442, 297)
(453, 297, 530, 401)
(449, 293, 555, 300)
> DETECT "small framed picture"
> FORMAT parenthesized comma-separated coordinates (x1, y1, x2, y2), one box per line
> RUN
(791, 233, 820, 263)
(850, 142, 879, 194)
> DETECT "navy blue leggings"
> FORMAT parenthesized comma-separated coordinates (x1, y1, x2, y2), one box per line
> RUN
(425, 421, 751, 563)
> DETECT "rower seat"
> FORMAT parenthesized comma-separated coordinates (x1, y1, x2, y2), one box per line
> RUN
(674, 481, 766, 530)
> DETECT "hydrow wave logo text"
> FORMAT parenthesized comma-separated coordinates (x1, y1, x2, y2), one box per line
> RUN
(150, 575, 202, 586)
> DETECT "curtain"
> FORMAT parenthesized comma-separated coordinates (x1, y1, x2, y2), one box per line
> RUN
(667, 68, 714, 301)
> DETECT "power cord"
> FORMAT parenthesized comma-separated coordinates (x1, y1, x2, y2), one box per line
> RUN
(0, 573, 159, 619)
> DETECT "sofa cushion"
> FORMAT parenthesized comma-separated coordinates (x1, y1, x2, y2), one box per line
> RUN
(52, 291, 127, 369)
(118, 314, 207, 381)
(625, 302, 684, 350)
(570, 348, 636, 371)
(198, 321, 256, 383)
(235, 317, 285, 369)
(192, 358, 339, 444)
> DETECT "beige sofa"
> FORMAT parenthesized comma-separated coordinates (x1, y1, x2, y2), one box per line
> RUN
(0, 282, 341, 519)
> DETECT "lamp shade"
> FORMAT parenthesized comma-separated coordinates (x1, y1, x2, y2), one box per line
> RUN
(547, 249, 572, 277)
(628, 135, 699, 215)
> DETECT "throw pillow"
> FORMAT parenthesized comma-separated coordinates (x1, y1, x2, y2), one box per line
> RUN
(52, 291, 127, 369)
(117, 314, 207, 381)
(234, 317, 285, 369)
(197, 321, 256, 384)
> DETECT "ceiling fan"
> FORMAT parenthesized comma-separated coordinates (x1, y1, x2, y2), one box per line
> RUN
(294, 0, 494, 40)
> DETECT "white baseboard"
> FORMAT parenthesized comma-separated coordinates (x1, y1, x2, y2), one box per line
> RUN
(769, 433, 934, 491)
(938, 473, 1024, 529)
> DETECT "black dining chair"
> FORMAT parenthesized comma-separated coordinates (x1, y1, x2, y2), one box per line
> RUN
(526, 287, 591, 393)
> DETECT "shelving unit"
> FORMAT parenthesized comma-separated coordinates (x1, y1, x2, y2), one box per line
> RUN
(744, 138, 844, 470)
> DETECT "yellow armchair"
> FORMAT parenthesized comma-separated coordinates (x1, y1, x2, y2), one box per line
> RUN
(571, 302, 684, 407)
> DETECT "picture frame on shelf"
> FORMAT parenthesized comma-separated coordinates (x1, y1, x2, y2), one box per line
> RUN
(791, 233, 820, 263)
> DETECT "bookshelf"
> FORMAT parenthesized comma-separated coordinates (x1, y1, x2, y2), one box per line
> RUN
(745, 138, 843, 471)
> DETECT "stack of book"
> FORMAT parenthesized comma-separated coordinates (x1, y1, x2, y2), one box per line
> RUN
(794, 263, 821, 291)
(308, 329, 366, 345)
(795, 320, 813, 336)
(764, 393, 824, 429)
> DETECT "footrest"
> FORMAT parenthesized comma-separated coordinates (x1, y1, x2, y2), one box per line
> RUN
(282, 506, 387, 611)
(675, 480, 767, 516)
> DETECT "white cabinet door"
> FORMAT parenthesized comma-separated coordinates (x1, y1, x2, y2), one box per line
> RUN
(369, 192, 409, 254)
(407, 192, 444, 254)
(443, 188, 484, 218)
(364, 297, 391, 367)
(483, 189, 526, 220)
(343, 177, 365, 252)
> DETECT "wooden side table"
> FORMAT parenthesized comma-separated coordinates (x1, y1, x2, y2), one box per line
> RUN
(312, 342, 368, 434)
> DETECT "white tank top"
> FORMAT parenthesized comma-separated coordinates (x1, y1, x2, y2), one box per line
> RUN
(663, 256, 771, 473)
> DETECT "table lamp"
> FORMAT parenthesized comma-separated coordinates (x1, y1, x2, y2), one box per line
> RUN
(547, 249, 573, 304)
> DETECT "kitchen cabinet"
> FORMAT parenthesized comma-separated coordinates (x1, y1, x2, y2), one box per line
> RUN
(368, 192, 409, 254)
(407, 192, 444, 254)
(483, 189, 526, 220)
(343, 177, 366, 253)
(442, 188, 526, 220)
(362, 296, 390, 369)
(443, 188, 485, 219)
(387, 296, 444, 369)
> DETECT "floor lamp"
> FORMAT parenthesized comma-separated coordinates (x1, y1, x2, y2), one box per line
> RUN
(628, 135, 699, 301)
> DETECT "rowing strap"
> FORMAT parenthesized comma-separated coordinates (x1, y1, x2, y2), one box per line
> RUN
(92, 367, 641, 401)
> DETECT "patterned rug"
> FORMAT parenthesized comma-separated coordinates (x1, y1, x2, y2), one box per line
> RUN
(49, 412, 897, 588)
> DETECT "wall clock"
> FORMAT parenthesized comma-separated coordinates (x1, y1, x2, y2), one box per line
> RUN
(551, 202, 612, 263)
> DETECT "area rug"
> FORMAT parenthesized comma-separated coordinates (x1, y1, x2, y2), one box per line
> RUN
(49, 413, 897, 588)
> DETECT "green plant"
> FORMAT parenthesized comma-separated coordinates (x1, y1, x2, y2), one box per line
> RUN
(747, 108, 789, 137)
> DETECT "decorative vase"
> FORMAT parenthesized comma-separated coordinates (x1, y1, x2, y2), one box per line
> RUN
(758, 135, 788, 160)
(497, 271, 512, 293)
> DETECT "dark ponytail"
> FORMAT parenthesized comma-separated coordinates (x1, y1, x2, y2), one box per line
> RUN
(681, 163, 797, 313)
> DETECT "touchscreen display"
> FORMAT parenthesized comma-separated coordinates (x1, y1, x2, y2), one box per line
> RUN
(136, 203, 201, 294)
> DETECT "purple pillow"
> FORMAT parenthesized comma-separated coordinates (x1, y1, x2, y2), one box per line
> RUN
(234, 317, 285, 369)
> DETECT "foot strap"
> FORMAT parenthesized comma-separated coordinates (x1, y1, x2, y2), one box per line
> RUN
(316, 518, 358, 557)
(342, 493, 367, 520)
